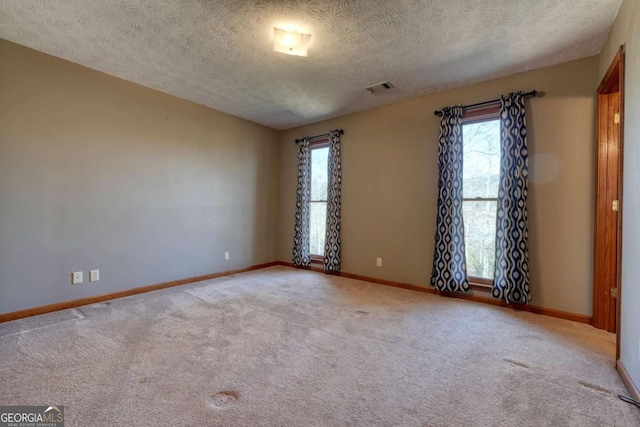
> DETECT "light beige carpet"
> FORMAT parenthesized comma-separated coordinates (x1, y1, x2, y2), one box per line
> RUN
(1, 266, 638, 426)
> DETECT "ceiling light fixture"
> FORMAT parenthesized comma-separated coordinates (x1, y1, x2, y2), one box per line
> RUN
(273, 27, 311, 57)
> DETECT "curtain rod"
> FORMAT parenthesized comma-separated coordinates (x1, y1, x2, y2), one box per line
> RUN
(295, 129, 344, 144)
(433, 90, 539, 117)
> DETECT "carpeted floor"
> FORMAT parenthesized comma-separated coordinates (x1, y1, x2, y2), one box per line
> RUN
(1, 266, 638, 426)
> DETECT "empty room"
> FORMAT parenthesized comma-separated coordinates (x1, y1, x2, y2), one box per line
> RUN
(1, 1, 639, 426)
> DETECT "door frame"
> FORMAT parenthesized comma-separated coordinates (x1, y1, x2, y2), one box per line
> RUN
(593, 45, 624, 361)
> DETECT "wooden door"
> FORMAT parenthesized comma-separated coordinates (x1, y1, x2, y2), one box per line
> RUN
(593, 46, 624, 337)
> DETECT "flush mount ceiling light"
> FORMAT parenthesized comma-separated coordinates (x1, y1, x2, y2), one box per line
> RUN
(273, 27, 311, 57)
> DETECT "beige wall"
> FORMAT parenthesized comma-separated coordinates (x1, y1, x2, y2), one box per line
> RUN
(0, 34, 604, 321)
(278, 56, 599, 316)
(599, 0, 640, 390)
(0, 39, 280, 313)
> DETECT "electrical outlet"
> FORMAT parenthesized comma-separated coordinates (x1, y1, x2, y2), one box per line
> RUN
(90, 270, 99, 282)
(225, 251, 230, 261)
(376, 257, 382, 267)
(72, 271, 83, 285)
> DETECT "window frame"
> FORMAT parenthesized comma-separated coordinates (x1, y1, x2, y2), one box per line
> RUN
(462, 105, 501, 291)
(309, 139, 330, 263)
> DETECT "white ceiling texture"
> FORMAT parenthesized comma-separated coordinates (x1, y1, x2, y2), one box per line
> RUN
(0, 0, 623, 130)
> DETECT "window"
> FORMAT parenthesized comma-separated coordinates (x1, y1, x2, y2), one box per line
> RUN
(309, 142, 329, 257)
(462, 108, 500, 282)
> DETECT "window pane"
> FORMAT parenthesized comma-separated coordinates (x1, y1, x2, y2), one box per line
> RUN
(463, 120, 500, 199)
(463, 200, 497, 279)
(310, 201, 326, 256)
(311, 147, 329, 201)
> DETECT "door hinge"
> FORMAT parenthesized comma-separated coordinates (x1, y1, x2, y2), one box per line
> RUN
(610, 288, 618, 299)
(614, 112, 620, 124)
(612, 200, 619, 212)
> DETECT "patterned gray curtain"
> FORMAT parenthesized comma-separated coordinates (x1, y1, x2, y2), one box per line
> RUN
(323, 130, 342, 272)
(430, 106, 469, 292)
(493, 92, 531, 304)
(292, 138, 311, 266)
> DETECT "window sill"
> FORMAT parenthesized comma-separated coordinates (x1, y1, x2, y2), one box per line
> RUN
(310, 255, 323, 265)
(469, 279, 492, 292)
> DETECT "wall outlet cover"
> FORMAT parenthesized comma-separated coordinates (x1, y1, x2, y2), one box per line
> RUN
(72, 271, 83, 285)
(90, 270, 99, 282)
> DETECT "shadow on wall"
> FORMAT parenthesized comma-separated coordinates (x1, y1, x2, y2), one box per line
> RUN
(250, 126, 280, 264)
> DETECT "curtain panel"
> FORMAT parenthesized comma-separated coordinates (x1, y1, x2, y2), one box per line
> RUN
(323, 131, 342, 272)
(493, 92, 531, 304)
(430, 106, 470, 292)
(292, 137, 311, 267)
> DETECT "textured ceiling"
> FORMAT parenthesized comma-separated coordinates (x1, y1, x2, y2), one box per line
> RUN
(0, 0, 622, 130)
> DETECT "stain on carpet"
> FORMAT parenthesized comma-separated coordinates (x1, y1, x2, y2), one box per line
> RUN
(209, 390, 240, 409)
(517, 334, 543, 341)
(579, 381, 612, 396)
(504, 359, 531, 369)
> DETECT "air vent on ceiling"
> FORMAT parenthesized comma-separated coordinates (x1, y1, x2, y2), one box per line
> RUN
(364, 81, 394, 94)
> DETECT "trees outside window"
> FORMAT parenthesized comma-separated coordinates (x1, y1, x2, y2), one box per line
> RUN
(462, 116, 500, 280)
(309, 145, 329, 256)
